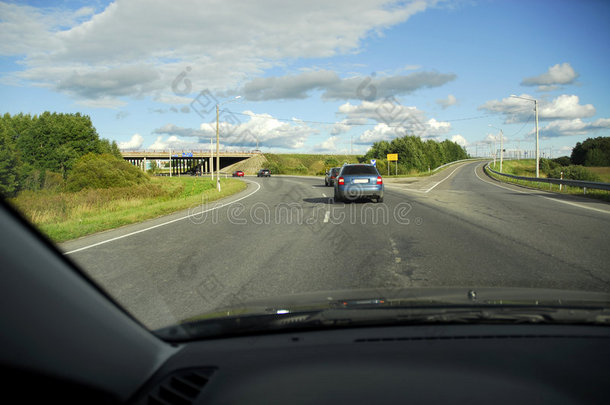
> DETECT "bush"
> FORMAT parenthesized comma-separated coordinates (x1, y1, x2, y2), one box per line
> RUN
(539, 158, 559, 173)
(266, 161, 283, 175)
(546, 165, 601, 182)
(43, 172, 64, 191)
(553, 156, 571, 166)
(66, 153, 149, 192)
(324, 157, 340, 167)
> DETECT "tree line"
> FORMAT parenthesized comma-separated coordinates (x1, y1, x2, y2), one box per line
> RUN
(0, 112, 125, 197)
(362, 135, 469, 174)
(570, 137, 610, 167)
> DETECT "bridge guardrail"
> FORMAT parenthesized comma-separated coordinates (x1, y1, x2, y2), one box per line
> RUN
(485, 163, 610, 193)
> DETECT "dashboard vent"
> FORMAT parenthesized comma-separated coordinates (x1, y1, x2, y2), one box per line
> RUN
(148, 368, 215, 405)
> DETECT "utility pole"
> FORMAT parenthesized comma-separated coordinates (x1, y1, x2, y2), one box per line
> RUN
(511, 95, 539, 177)
(210, 137, 214, 180)
(216, 104, 220, 191)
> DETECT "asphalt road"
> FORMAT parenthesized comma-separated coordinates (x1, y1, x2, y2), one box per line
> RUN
(62, 162, 610, 330)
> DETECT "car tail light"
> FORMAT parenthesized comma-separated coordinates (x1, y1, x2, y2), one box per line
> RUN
(338, 177, 345, 185)
(377, 176, 383, 185)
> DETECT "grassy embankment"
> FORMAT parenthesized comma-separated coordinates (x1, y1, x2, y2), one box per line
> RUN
(262, 153, 477, 177)
(263, 153, 361, 175)
(9, 176, 246, 243)
(485, 159, 610, 201)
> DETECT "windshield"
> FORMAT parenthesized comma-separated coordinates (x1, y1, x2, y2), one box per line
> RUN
(1, 0, 609, 339)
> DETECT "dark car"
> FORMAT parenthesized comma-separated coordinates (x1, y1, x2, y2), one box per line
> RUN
(334, 164, 384, 203)
(257, 169, 271, 177)
(232, 170, 244, 177)
(324, 167, 341, 187)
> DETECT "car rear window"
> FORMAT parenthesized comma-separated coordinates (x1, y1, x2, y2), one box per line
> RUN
(341, 165, 378, 175)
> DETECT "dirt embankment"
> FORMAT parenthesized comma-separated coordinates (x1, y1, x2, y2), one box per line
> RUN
(223, 154, 269, 175)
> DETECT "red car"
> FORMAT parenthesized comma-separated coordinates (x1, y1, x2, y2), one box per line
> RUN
(232, 170, 244, 177)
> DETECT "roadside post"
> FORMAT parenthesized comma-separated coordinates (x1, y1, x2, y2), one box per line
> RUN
(387, 154, 398, 176)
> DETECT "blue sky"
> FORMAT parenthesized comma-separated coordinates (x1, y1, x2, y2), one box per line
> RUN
(1, 0, 609, 158)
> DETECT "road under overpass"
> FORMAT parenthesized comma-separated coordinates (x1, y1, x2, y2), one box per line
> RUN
(122, 150, 258, 175)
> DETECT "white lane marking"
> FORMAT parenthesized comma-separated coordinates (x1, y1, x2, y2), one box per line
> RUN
(384, 164, 463, 193)
(423, 165, 462, 192)
(64, 180, 262, 255)
(323, 210, 330, 223)
(538, 195, 610, 214)
(322, 193, 327, 197)
(473, 163, 610, 215)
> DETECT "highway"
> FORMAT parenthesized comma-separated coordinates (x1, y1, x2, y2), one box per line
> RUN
(61, 161, 610, 330)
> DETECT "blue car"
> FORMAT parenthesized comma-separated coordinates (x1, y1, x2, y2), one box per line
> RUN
(334, 164, 384, 203)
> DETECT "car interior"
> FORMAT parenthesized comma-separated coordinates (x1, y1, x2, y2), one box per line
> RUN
(1, 198, 608, 404)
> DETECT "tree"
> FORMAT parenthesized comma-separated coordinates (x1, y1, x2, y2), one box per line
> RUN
(364, 135, 467, 174)
(571, 137, 610, 166)
(65, 153, 149, 192)
(0, 120, 19, 197)
(0, 112, 119, 194)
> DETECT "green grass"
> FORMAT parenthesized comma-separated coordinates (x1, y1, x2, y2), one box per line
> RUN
(489, 159, 538, 177)
(8, 177, 247, 242)
(484, 164, 610, 202)
(262, 153, 478, 178)
(587, 166, 610, 183)
(264, 153, 361, 175)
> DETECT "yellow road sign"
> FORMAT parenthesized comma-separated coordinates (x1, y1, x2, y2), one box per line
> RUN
(387, 153, 398, 161)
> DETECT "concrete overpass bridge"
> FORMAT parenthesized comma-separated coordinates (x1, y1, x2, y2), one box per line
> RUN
(122, 150, 259, 175)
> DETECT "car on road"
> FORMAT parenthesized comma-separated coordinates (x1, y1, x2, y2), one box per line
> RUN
(324, 167, 341, 187)
(334, 164, 384, 203)
(257, 169, 271, 177)
(232, 170, 245, 177)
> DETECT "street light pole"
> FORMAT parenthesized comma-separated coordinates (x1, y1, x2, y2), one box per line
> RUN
(489, 125, 503, 172)
(511, 95, 539, 177)
(210, 137, 213, 180)
(535, 98, 539, 177)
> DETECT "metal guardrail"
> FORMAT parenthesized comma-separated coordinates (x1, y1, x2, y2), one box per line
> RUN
(485, 163, 610, 192)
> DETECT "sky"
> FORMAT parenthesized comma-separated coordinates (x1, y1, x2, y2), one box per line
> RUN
(1, 0, 609, 158)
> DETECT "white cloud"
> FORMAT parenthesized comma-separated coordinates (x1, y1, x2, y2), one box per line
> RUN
(521, 62, 578, 88)
(479, 93, 596, 123)
(2, 0, 439, 106)
(154, 124, 204, 138)
(451, 134, 467, 147)
(482, 133, 501, 144)
(330, 121, 353, 135)
(356, 123, 401, 144)
(238, 69, 456, 101)
(537, 118, 610, 137)
(313, 136, 342, 152)
(436, 94, 457, 109)
(147, 136, 191, 150)
(241, 70, 339, 101)
(152, 111, 314, 150)
(119, 133, 144, 150)
(539, 95, 595, 120)
(337, 100, 451, 141)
